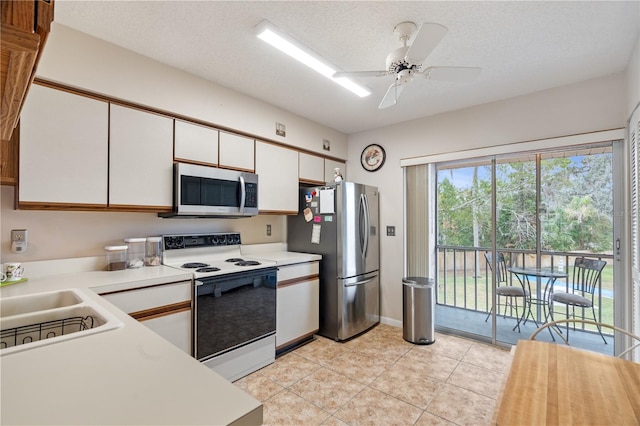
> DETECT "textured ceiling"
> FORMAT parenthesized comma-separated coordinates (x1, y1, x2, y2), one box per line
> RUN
(54, 1, 639, 135)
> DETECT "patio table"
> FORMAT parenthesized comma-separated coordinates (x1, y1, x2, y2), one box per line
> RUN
(507, 267, 568, 329)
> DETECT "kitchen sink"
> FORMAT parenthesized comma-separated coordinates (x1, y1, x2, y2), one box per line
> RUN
(1, 289, 123, 355)
(1, 289, 82, 317)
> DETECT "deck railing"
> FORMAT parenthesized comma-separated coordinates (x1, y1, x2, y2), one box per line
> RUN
(436, 245, 614, 334)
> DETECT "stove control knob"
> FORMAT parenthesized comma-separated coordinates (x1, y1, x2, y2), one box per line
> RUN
(164, 236, 184, 249)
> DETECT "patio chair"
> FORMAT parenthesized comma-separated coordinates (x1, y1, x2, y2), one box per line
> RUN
(484, 252, 528, 332)
(548, 257, 608, 344)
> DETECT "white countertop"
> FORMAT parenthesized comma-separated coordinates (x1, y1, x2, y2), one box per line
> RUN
(0, 262, 261, 425)
(241, 244, 321, 266)
(0, 265, 193, 298)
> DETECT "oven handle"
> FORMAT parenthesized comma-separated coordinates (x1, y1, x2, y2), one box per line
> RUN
(193, 280, 204, 358)
(239, 175, 246, 214)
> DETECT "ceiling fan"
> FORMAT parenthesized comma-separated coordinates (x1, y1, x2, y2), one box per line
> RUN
(334, 21, 481, 109)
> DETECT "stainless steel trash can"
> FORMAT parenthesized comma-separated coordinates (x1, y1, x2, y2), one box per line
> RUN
(402, 277, 435, 344)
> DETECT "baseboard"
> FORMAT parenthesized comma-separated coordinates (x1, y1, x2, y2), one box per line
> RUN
(380, 316, 402, 329)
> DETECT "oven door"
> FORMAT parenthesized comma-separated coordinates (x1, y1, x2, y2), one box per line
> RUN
(194, 268, 277, 361)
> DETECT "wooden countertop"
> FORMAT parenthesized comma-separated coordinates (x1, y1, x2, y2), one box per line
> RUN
(493, 340, 640, 425)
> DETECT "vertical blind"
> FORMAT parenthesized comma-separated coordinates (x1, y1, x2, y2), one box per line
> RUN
(404, 164, 431, 277)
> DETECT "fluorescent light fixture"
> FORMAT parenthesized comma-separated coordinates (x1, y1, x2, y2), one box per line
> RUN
(254, 20, 371, 98)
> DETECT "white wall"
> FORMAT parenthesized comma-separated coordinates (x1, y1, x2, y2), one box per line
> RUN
(347, 72, 628, 323)
(2, 23, 348, 264)
(36, 23, 348, 158)
(1, 186, 286, 263)
(628, 35, 640, 118)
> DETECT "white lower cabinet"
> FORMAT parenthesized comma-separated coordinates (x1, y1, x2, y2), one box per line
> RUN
(141, 310, 192, 353)
(276, 262, 320, 352)
(98, 280, 192, 354)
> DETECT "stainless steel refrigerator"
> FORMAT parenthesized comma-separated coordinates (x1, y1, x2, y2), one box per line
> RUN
(287, 181, 380, 341)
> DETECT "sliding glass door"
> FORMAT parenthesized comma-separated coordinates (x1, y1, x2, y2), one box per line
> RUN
(433, 142, 619, 354)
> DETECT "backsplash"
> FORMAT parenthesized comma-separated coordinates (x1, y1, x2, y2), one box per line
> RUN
(0, 186, 285, 263)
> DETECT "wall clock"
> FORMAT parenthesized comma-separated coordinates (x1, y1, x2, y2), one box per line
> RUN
(361, 144, 386, 172)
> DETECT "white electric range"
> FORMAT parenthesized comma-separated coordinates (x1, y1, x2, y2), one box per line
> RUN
(162, 232, 277, 382)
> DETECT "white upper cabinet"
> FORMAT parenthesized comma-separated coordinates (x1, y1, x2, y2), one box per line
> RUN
(325, 158, 346, 182)
(109, 105, 173, 208)
(255, 141, 298, 213)
(19, 84, 109, 205)
(219, 132, 254, 171)
(299, 152, 325, 184)
(174, 120, 219, 166)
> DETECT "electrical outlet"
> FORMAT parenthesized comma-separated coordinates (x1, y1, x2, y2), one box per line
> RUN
(386, 226, 395, 236)
(11, 229, 28, 253)
(266, 224, 272, 236)
(11, 229, 27, 242)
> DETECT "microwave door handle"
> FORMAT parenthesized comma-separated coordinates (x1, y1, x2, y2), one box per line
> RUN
(239, 175, 246, 214)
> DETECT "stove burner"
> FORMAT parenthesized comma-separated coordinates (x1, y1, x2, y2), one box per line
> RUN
(182, 262, 210, 269)
(225, 258, 244, 263)
(195, 267, 221, 273)
(235, 260, 261, 266)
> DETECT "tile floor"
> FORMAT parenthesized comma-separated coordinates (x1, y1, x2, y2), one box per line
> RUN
(234, 324, 512, 425)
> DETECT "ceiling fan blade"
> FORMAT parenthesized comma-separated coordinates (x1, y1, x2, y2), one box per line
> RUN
(424, 66, 481, 82)
(333, 70, 390, 78)
(405, 23, 448, 63)
(378, 83, 405, 109)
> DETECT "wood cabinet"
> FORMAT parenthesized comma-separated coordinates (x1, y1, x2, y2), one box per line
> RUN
(98, 280, 192, 354)
(19, 84, 109, 207)
(255, 141, 298, 213)
(325, 158, 346, 182)
(276, 261, 320, 353)
(109, 104, 173, 210)
(1, 122, 19, 185)
(1, 0, 54, 141)
(219, 131, 254, 171)
(174, 119, 218, 166)
(299, 152, 325, 184)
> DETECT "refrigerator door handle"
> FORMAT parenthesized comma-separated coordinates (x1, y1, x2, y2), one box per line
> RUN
(344, 277, 374, 287)
(360, 193, 370, 260)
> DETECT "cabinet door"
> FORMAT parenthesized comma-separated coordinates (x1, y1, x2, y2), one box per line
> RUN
(325, 159, 346, 183)
(299, 152, 325, 184)
(219, 132, 254, 171)
(174, 120, 218, 166)
(255, 141, 298, 213)
(19, 84, 108, 205)
(277, 278, 320, 348)
(99, 280, 192, 354)
(141, 310, 192, 354)
(109, 104, 173, 208)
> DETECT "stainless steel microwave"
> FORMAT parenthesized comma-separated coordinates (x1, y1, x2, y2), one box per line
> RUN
(159, 163, 258, 218)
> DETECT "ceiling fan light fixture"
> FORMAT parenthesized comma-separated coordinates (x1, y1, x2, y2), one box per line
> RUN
(254, 20, 371, 98)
